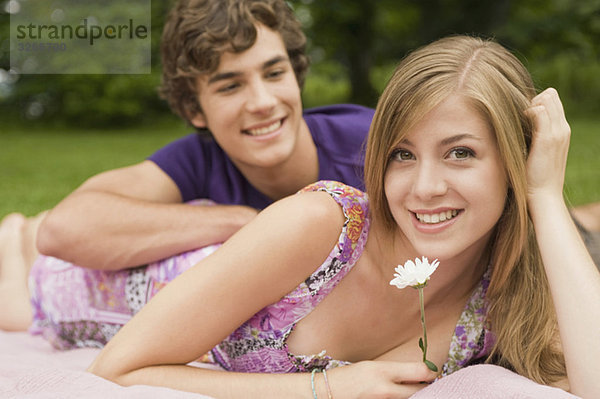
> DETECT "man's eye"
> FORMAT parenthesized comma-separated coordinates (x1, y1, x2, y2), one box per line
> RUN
(266, 69, 285, 79)
(217, 83, 239, 93)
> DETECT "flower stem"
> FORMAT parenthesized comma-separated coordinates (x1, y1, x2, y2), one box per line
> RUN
(418, 286, 438, 372)
(418, 287, 427, 361)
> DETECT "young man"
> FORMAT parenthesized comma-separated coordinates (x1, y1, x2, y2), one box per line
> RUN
(34, 0, 374, 270)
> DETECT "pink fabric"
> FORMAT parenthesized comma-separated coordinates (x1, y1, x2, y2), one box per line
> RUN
(412, 364, 579, 399)
(0, 330, 578, 398)
(0, 330, 214, 399)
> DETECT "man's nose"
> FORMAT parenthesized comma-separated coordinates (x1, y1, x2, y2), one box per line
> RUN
(246, 79, 277, 114)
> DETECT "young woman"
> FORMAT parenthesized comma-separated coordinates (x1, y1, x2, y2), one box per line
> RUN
(3, 36, 599, 398)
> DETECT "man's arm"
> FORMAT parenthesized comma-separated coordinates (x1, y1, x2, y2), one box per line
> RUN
(37, 160, 258, 270)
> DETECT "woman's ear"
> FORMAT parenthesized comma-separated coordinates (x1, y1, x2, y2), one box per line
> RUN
(190, 113, 207, 128)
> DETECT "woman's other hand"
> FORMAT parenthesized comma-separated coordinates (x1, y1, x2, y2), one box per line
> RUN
(525, 88, 571, 202)
(326, 361, 437, 398)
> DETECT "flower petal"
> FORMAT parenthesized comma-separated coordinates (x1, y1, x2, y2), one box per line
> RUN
(389, 257, 440, 289)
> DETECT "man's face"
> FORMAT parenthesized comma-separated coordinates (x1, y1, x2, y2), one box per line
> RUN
(191, 24, 305, 172)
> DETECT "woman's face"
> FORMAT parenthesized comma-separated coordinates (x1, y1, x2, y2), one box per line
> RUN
(384, 95, 508, 262)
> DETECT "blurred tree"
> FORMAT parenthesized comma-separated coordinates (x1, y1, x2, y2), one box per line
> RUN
(292, 0, 600, 114)
(295, 0, 513, 107)
(412, 0, 512, 43)
(296, 0, 379, 107)
(0, 0, 174, 127)
(1, 0, 599, 126)
(497, 0, 600, 115)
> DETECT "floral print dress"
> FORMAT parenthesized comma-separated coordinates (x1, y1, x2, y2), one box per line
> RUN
(28, 180, 493, 375)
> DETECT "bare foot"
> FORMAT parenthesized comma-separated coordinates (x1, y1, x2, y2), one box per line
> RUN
(0, 213, 33, 330)
(22, 211, 48, 273)
(0, 213, 27, 282)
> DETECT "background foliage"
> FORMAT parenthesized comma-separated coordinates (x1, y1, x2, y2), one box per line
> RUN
(295, 0, 600, 115)
(0, 0, 599, 124)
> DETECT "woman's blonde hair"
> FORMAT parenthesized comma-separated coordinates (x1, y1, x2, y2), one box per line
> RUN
(364, 35, 565, 384)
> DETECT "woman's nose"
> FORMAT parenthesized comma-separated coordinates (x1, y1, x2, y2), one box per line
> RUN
(412, 161, 449, 200)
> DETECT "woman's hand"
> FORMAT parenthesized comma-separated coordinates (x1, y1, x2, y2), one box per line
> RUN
(325, 361, 437, 398)
(525, 88, 571, 203)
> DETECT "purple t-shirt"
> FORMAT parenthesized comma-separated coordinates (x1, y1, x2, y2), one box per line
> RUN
(148, 104, 374, 209)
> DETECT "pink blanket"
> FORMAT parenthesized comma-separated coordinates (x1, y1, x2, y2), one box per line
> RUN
(0, 330, 213, 398)
(414, 364, 579, 399)
(0, 330, 578, 398)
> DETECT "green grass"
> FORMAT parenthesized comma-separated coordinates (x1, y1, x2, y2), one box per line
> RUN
(1, 116, 598, 219)
(0, 119, 190, 218)
(564, 118, 600, 207)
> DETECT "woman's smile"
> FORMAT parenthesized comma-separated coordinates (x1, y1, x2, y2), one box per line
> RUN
(411, 209, 463, 234)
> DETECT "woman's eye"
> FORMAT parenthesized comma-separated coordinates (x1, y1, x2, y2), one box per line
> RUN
(391, 149, 415, 161)
(448, 147, 474, 159)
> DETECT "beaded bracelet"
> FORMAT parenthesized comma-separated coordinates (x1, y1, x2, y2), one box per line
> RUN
(310, 369, 334, 399)
(322, 369, 333, 399)
(311, 369, 318, 399)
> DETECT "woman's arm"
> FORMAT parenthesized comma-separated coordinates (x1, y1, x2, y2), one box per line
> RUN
(526, 88, 600, 398)
(92, 361, 434, 399)
(87, 189, 437, 398)
(88, 190, 346, 395)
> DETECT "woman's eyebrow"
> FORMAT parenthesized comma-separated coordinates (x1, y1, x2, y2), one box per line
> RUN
(440, 133, 482, 146)
(400, 133, 481, 147)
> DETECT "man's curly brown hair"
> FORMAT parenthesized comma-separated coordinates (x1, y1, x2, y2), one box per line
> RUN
(159, 0, 309, 134)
